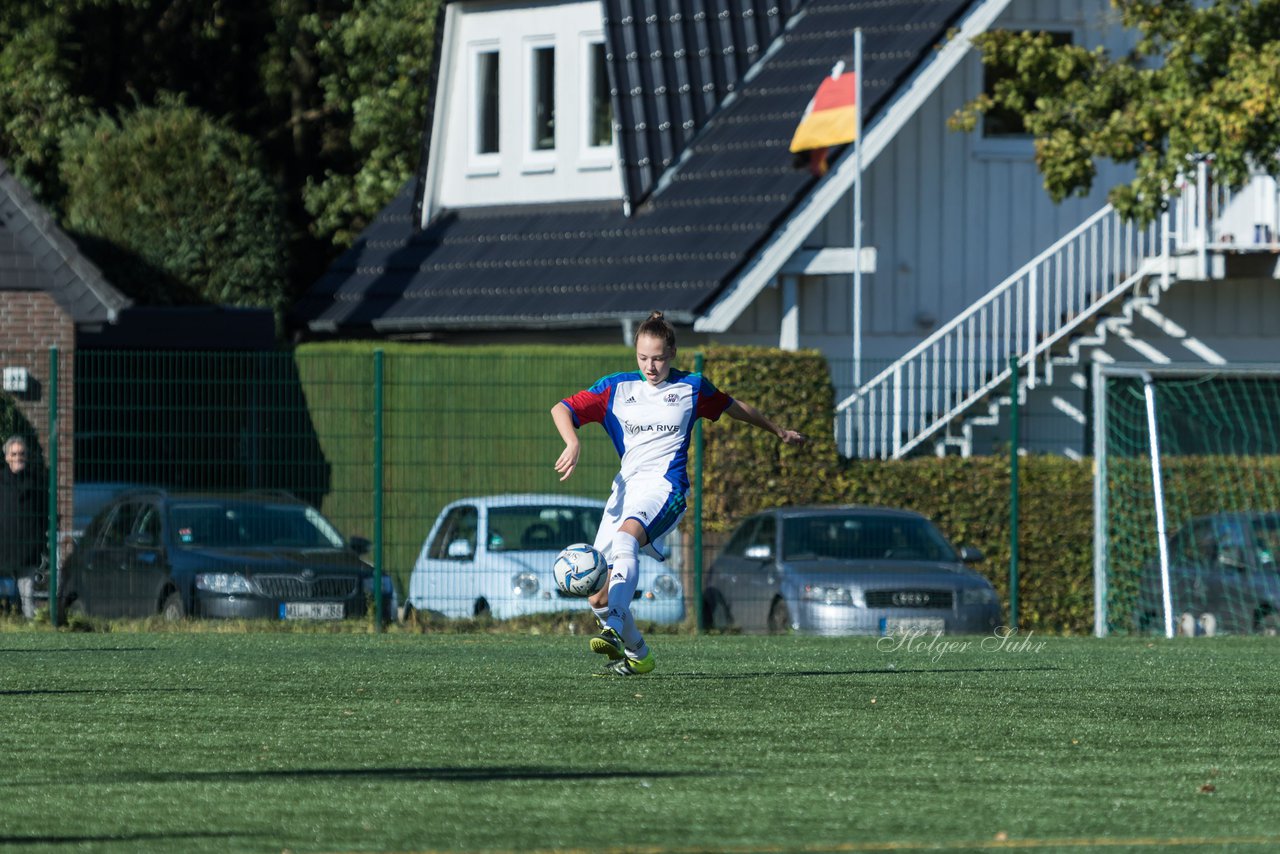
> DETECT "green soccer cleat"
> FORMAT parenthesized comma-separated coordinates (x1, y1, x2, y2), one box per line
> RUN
(590, 627, 625, 660)
(600, 651, 655, 676)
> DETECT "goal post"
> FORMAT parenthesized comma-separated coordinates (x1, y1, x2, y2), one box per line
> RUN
(1094, 362, 1280, 637)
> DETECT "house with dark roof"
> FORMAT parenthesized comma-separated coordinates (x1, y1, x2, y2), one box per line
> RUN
(295, 0, 1280, 459)
(1, 158, 277, 539)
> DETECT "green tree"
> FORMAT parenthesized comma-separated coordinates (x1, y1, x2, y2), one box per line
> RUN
(0, 11, 90, 198)
(950, 0, 1280, 224)
(301, 0, 437, 246)
(58, 95, 289, 312)
(0, 1, 441, 311)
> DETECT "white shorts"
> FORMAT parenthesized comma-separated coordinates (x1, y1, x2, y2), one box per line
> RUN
(592, 474, 685, 563)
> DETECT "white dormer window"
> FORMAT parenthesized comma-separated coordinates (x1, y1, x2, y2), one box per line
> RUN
(429, 0, 622, 214)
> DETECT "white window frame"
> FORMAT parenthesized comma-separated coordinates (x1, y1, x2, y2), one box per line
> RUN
(971, 23, 1081, 160)
(467, 40, 501, 175)
(523, 35, 557, 172)
(578, 33, 613, 170)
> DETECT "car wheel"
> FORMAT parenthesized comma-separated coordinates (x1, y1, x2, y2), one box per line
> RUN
(160, 591, 186, 621)
(473, 598, 491, 619)
(1256, 610, 1280, 636)
(702, 588, 732, 630)
(766, 598, 791, 634)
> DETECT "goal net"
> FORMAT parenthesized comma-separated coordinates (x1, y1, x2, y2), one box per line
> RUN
(1094, 364, 1280, 637)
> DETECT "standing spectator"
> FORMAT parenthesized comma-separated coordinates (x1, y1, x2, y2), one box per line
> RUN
(0, 436, 47, 618)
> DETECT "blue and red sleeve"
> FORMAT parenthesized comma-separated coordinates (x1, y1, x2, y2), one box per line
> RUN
(696, 376, 733, 421)
(560, 377, 613, 427)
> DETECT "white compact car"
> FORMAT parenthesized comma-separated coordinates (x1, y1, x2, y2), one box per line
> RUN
(407, 494, 685, 623)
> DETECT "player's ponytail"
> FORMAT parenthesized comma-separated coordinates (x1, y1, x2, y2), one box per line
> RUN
(635, 310, 676, 350)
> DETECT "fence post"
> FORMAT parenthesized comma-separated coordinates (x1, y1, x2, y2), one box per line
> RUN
(373, 349, 384, 632)
(47, 347, 59, 626)
(693, 351, 705, 631)
(1008, 355, 1019, 632)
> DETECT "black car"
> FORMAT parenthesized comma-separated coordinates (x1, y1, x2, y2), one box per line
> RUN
(61, 489, 392, 622)
(1136, 512, 1280, 635)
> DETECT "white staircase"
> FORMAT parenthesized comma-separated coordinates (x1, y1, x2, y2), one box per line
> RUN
(835, 166, 1280, 459)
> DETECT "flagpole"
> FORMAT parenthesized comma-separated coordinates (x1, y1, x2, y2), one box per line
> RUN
(852, 28, 864, 391)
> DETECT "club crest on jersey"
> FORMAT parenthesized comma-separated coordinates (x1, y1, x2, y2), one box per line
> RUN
(664, 393, 680, 405)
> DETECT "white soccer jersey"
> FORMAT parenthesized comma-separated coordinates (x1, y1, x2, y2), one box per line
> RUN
(560, 368, 732, 493)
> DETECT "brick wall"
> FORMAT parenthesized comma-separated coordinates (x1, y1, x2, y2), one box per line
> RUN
(0, 291, 75, 553)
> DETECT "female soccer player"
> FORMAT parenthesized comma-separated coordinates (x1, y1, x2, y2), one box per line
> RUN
(552, 311, 807, 675)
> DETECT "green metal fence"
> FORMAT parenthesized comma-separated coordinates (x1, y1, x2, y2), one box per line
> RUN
(4, 345, 673, 627)
(0, 344, 1104, 634)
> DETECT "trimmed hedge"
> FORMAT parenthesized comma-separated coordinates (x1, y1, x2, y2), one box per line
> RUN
(699, 346, 842, 526)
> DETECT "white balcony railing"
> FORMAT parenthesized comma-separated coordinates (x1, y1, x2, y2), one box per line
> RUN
(835, 168, 1280, 459)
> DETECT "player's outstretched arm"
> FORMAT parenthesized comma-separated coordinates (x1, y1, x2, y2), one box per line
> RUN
(551, 403, 581, 481)
(724, 400, 807, 445)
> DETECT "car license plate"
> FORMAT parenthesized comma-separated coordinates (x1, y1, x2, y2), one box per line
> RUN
(880, 617, 945, 636)
(281, 602, 345, 620)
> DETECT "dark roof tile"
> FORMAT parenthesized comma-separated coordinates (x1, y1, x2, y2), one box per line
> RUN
(0, 159, 130, 323)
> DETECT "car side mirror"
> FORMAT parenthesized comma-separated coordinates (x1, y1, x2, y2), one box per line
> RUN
(959, 546, 985, 564)
(126, 532, 157, 549)
(447, 539, 474, 559)
(744, 544, 773, 561)
(348, 536, 371, 556)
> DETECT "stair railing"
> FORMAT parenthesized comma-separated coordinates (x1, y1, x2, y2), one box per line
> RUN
(835, 170, 1278, 459)
(836, 205, 1165, 458)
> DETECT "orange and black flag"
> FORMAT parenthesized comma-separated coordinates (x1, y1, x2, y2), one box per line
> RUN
(789, 72, 857, 176)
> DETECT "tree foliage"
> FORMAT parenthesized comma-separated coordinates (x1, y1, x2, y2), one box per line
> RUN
(59, 95, 289, 311)
(0, 10, 89, 198)
(301, 0, 437, 246)
(950, 0, 1280, 224)
(0, 0, 439, 320)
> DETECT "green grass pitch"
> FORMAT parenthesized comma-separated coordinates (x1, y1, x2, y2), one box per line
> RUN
(1, 631, 1277, 853)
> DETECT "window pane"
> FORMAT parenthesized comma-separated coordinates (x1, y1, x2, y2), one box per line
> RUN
(983, 31, 1072, 138)
(477, 51, 499, 154)
(589, 42, 612, 147)
(429, 506, 478, 559)
(533, 46, 555, 150)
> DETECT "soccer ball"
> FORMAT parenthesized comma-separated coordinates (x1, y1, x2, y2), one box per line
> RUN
(553, 543, 608, 597)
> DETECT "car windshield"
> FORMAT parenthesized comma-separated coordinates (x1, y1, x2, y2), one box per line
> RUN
(169, 501, 346, 549)
(782, 514, 958, 562)
(488, 505, 599, 552)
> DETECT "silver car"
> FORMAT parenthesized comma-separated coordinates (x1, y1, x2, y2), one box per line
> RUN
(704, 506, 1001, 635)
(407, 494, 684, 623)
